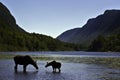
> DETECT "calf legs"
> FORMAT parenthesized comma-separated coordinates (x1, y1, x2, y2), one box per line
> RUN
(53, 68, 56, 72)
(52, 67, 61, 72)
(23, 65, 27, 72)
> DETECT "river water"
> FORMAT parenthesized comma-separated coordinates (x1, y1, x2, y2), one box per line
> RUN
(1, 51, 120, 57)
(0, 51, 120, 80)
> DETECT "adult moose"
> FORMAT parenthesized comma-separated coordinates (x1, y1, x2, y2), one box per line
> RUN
(45, 60, 61, 72)
(14, 55, 38, 72)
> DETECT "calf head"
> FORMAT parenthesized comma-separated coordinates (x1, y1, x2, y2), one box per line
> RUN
(45, 62, 49, 68)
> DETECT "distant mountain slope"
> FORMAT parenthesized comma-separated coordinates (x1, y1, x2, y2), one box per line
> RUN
(57, 9, 120, 44)
(0, 2, 79, 51)
(0, 2, 25, 33)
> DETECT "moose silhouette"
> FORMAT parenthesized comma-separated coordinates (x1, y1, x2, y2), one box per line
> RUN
(14, 55, 38, 72)
(45, 60, 61, 72)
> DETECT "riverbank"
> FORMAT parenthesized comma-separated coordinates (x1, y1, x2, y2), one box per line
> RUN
(0, 54, 120, 69)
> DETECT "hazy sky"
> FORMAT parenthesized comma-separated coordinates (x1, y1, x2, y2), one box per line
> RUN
(0, 0, 120, 38)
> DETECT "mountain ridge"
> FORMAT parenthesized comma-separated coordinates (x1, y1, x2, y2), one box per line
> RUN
(57, 9, 120, 44)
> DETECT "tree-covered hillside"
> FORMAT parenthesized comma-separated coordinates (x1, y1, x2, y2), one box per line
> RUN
(0, 31, 80, 51)
(88, 34, 120, 52)
(0, 2, 82, 51)
(57, 9, 120, 52)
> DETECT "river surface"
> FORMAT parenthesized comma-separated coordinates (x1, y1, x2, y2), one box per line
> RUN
(0, 51, 120, 80)
(1, 51, 120, 57)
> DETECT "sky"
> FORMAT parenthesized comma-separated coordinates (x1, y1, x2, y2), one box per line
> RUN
(0, 0, 120, 38)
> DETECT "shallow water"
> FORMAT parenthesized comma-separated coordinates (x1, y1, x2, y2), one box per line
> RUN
(0, 60, 120, 80)
(1, 51, 120, 57)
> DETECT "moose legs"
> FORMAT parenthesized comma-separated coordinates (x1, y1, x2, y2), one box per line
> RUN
(58, 68, 61, 72)
(14, 64, 27, 72)
(14, 64, 17, 72)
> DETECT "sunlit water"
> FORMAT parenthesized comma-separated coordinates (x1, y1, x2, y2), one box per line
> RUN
(0, 52, 120, 80)
(1, 51, 120, 57)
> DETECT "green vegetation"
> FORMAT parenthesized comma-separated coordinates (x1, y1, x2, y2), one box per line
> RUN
(0, 2, 120, 52)
(0, 31, 82, 51)
(0, 2, 83, 51)
(0, 54, 14, 59)
(88, 34, 120, 52)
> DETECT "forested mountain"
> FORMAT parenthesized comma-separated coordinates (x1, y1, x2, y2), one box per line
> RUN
(0, 2, 119, 52)
(57, 10, 120, 45)
(0, 3, 25, 33)
(0, 2, 80, 51)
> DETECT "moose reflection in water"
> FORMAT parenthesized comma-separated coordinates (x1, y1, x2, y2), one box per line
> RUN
(14, 55, 38, 72)
(45, 60, 61, 72)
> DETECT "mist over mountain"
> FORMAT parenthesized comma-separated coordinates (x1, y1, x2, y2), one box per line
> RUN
(57, 9, 120, 44)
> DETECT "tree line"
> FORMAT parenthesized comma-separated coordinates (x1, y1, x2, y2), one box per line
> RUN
(0, 25, 119, 52)
(0, 29, 83, 51)
(88, 34, 120, 52)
